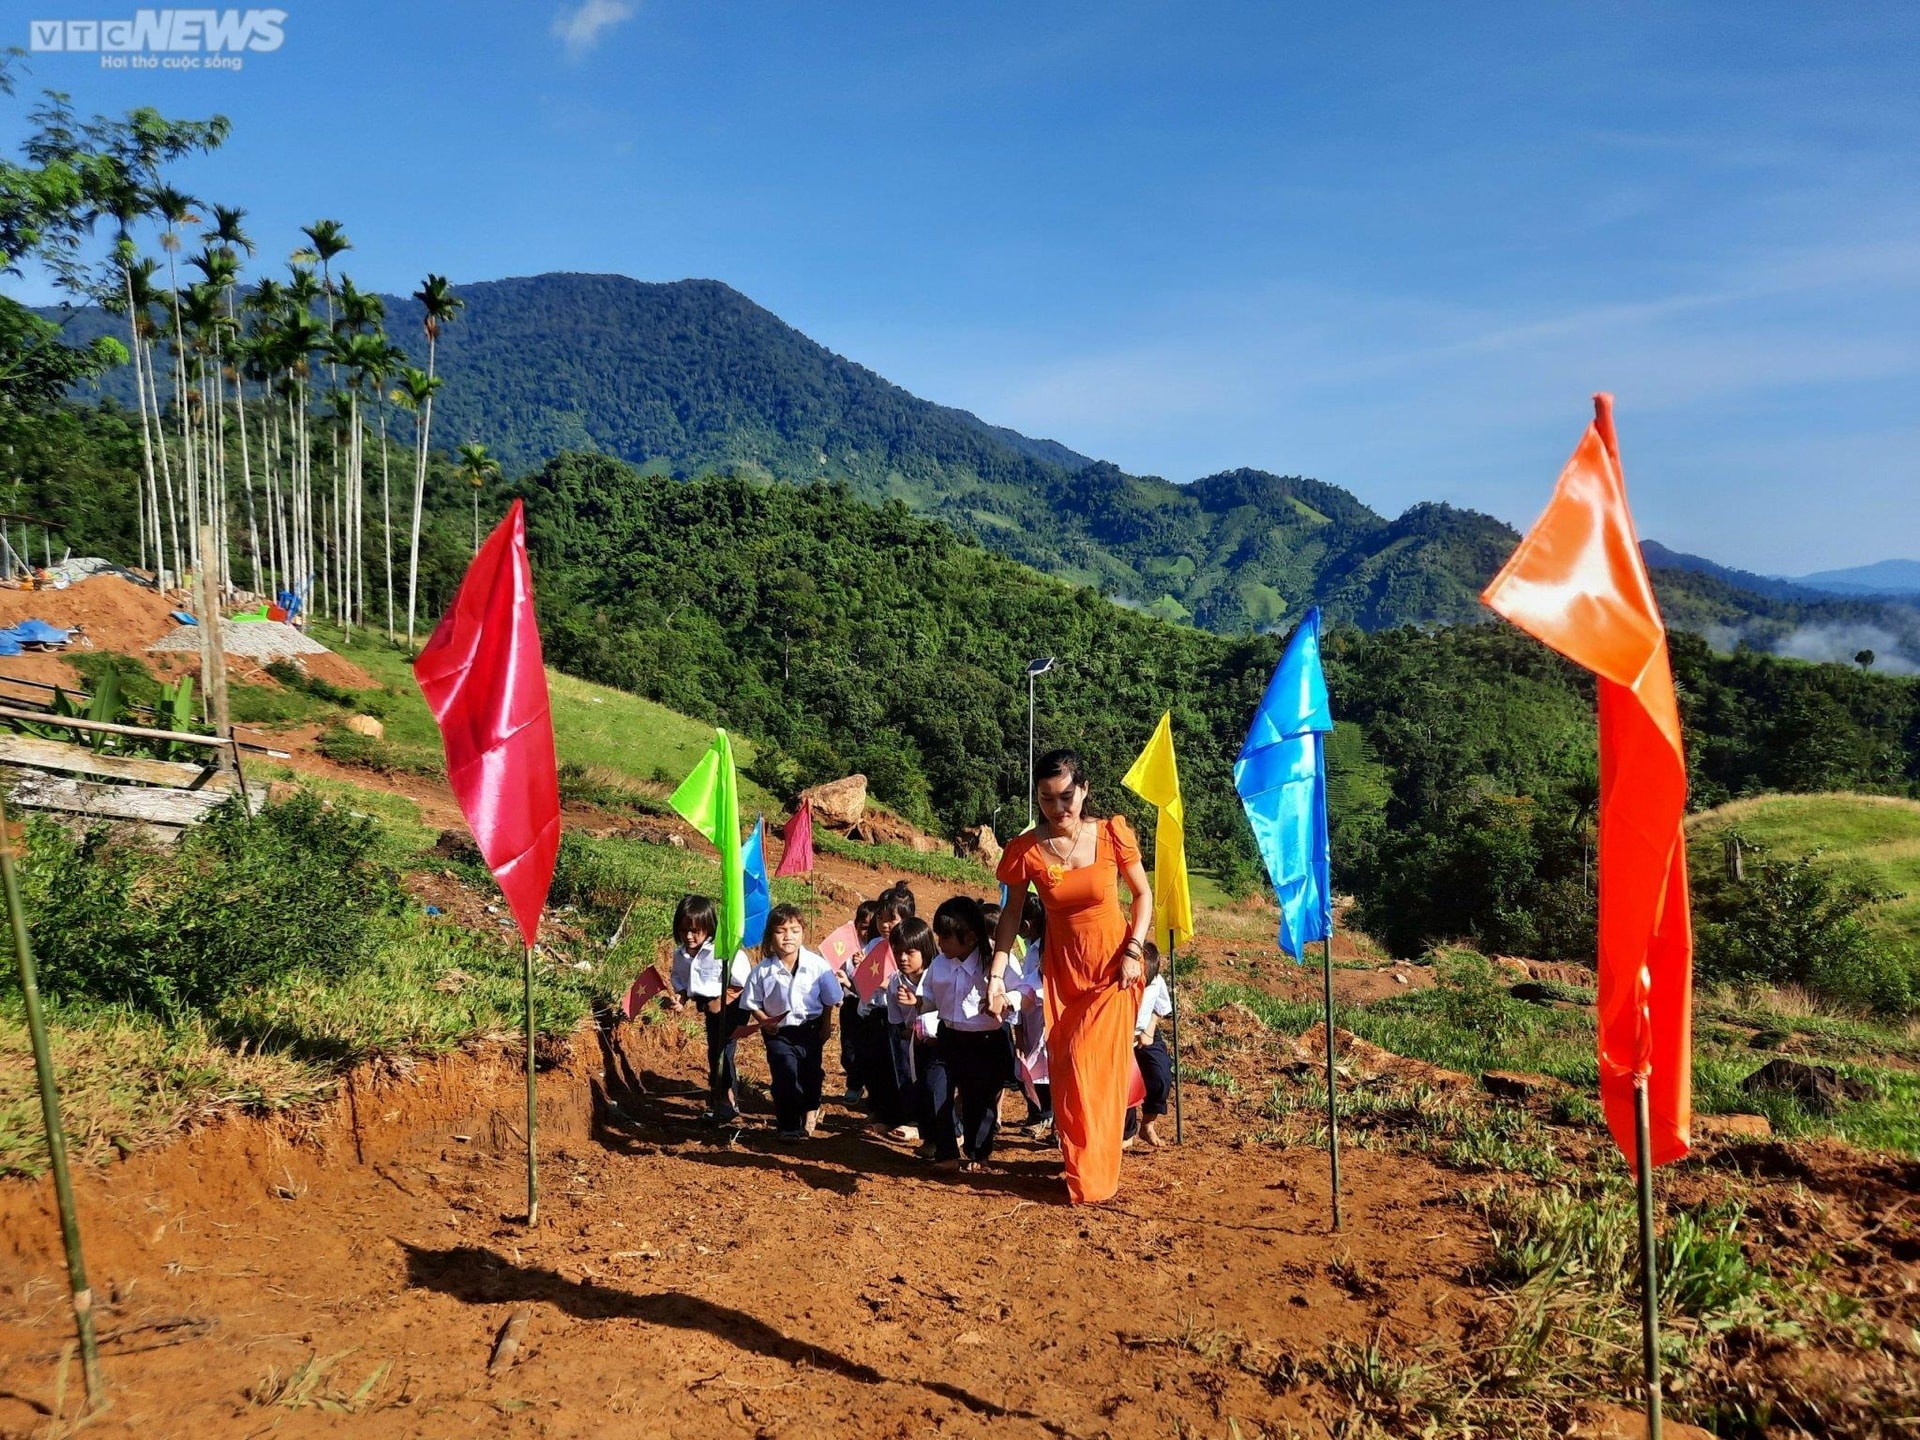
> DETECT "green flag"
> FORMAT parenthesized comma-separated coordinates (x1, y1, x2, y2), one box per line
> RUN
(670, 730, 744, 961)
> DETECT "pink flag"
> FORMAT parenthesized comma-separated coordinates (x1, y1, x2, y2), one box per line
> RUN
(818, 920, 861, 973)
(413, 499, 560, 948)
(853, 939, 897, 1005)
(621, 966, 666, 1020)
(729, 1020, 759, 1044)
(774, 805, 814, 877)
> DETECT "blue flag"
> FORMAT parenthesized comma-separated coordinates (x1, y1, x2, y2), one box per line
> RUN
(742, 816, 771, 956)
(1235, 608, 1334, 961)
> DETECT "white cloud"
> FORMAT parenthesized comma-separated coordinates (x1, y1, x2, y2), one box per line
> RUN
(552, 0, 636, 58)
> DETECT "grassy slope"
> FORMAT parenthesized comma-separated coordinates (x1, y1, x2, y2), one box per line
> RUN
(1686, 791, 1920, 948)
(311, 624, 774, 811)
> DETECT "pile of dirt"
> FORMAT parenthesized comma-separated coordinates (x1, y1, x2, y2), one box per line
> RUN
(0, 573, 178, 656)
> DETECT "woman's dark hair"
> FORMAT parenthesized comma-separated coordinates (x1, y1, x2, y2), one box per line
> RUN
(932, 895, 991, 959)
(980, 901, 1003, 934)
(889, 917, 936, 972)
(885, 881, 918, 917)
(1034, 748, 1102, 817)
(1143, 940, 1163, 984)
(762, 903, 806, 952)
(854, 899, 879, 939)
(673, 893, 718, 947)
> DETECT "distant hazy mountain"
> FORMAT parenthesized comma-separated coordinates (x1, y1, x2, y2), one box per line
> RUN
(1639, 541, 1824, 603)
(1789, 560, 1920, 597)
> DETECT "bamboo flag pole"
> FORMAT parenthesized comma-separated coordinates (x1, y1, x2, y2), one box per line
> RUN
(1167, 942, 1184, 1145)
(1635, 1077, 1664, 1439)
(524, 943, 539, 1228)
(1322, 935, 1342, 1232)
(0, 793, 104, 1407)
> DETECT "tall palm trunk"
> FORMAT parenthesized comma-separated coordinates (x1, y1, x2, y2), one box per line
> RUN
(405, 333, 437, 651)
(378, 406, 394, 641)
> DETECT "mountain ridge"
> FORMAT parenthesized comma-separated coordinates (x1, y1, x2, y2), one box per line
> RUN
(38, 271, 1917, 657)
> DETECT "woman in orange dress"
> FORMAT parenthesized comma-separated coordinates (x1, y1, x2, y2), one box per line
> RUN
(990, 749, 1153, 1205)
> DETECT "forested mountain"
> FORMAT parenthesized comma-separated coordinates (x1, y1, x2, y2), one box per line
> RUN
(41, 272, 1919, 653)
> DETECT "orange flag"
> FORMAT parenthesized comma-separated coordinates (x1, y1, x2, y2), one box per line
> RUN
(1481, 394, 1692, 1170)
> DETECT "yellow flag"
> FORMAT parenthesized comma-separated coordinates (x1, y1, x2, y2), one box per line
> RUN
(1121, 710, 1194, 952)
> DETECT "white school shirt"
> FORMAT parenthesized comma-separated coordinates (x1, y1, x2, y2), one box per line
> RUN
(885, 965, 927, 1026)
(1002, 941, 1045, 1016)
(1135, 975, 1172, 1041)
(680, 942, 751, 1000)
(921, 950, 1000, 1033)
(669, 939, 713, 997)
(740, 947, 844, 1027)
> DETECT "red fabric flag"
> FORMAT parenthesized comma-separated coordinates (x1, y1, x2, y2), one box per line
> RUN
(414, 498, 561, 950)
(1481, 395, 1693, 1170)
(1126, 1059, 1147, 1110)
(853, 939, 897, 1005)
(774, 805, 815, 877)
(818, 920, 861, 974)
(621, 966, 666, 1020)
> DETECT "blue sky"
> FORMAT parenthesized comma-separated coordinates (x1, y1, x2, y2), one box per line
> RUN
(8, 1, 1918, 574)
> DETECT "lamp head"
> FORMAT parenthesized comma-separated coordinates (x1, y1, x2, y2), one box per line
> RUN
(1026, 657, 1055, 677)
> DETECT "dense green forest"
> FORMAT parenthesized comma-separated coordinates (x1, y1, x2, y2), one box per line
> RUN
(518, 453, 1920, 963)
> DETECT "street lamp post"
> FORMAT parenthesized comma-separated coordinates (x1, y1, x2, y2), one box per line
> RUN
(1026, 656, 1055, 828)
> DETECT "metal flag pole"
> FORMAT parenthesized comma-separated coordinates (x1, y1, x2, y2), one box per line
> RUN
(1168, 942, 1184, 1145)
(0, 793, 104, 1407)
(1635, 1076, 1664, 1439)
(524, 944, 539, 1228)
(1322, 935, 1342, 1232)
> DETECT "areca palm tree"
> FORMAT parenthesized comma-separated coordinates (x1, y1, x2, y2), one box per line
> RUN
(394, 364, 443, 649)
(149, 183, 202, 573)
(405, 274, 461, 648)
(457, 442, 500, 555)
(204, 205, 255, 591)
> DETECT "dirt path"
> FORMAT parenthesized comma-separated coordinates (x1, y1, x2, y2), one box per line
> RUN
(0, 1018, 1489, 1439)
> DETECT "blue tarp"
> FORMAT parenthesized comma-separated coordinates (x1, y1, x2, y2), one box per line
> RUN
(3, 619, 70, 645)
(0, 634, 21, 657)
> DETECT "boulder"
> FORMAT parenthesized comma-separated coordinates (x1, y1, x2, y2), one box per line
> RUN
(1740, 1058, 1871, 1115)
(345, 713, 384, 740)
(800, 774, 867, 827)
(957, 824, 1003, 868)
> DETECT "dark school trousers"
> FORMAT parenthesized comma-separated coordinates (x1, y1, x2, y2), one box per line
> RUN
(703, 1000, 742, 1119)
(763, 1018, 828, 1132)
(926, 1027, 1011, 1162)
(1136, 1037, 1173, 1119)
(838, 995, 865, 1093)
(873, 1019, 920, 1129)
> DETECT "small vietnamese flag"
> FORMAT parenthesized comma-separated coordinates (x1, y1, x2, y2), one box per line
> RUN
(1481, 394, 1693, 1170)
(414, 498, 560, 948)
(818, 920, 861, 974)
(621, 966, 666, 1020)
(853, 938, 897, 1005)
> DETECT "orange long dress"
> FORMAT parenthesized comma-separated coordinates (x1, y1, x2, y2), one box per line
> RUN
(998, 815, 1143, 1205)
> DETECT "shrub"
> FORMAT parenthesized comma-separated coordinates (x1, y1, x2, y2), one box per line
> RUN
(18, 792, 402, 1015)
(1694, 834, 1918, 1016)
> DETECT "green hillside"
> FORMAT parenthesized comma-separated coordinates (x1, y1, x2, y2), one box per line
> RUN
(1688, 793, 1920, 949)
